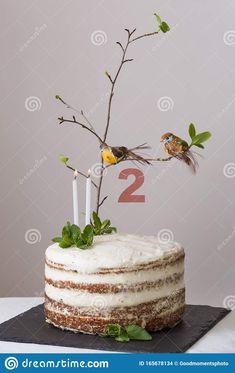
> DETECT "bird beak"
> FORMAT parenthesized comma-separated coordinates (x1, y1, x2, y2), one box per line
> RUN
(160, 137, 163, 142)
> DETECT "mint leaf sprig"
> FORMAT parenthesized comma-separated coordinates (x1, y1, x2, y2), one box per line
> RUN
(100, 324, 152, 343)
(91, 212, 117, 235)
(179, 123, 212, 150)
(52, 213, 117, 249)
(52, 222, 94, 249)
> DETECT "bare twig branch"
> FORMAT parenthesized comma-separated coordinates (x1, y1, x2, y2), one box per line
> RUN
(96, 27, 162, 212)
(58, 116, 103, 144)
(96, 162, 104, 213)
(103, 33, 132, 143)
(105, 71, 113, 84)
(80, 110, 96, 132)
(130, 31, 159, 43)
(56, 95, 80, 114)
(56, 95, 96, 132)
(116, 41, 124, 52)
(130, 28, 136, 36)
(56, 25, 162, 214)
(98, 195, 108, 208)
(102, 156, 173, 170)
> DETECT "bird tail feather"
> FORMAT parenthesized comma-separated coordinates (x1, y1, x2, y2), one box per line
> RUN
(129, 143, 151, 151)
(127, 150, 152, 165)
(179, 151, 198, 173)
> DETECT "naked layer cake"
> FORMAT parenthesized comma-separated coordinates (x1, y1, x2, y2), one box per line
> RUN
(44, 233, 185, 334)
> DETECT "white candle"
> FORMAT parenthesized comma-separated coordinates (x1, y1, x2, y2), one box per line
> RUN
(85, 169, 91, 225)
(72, 170, 79, 226)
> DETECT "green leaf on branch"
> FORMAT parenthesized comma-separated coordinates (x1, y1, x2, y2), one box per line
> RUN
(188, 123, 196, 139)
(59, 154, 69, 165)
(55, 95, 61, 100)
(194, 143, 205, 149)
(154, 13, 162, 24)
(187, 124, 212, 150)
(192, 132, 212, 145)
(160, 21, 170, 33)
(154, 13, 170, 33)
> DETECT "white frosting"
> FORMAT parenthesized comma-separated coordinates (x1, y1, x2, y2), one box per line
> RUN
(45, 280, 184, 308)
(46, 233, 183, 274)
(45, 261, 184, 285)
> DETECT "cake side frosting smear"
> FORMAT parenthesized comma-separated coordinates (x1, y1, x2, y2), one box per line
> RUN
(44, 233, 185, 334)
(45, 233, 184, 273)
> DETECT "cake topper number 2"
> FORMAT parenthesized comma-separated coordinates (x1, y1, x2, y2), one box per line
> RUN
(118, 168, 145, 203)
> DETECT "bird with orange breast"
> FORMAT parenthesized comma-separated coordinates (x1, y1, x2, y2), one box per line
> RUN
(160, 132, 198, 173)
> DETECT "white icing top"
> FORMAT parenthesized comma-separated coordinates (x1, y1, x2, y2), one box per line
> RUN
(46, 233, 183, 274)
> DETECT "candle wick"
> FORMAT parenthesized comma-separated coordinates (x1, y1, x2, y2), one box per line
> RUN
(74, 169, 79, 179)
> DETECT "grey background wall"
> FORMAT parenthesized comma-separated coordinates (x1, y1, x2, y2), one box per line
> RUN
(1, 0, 235, 308)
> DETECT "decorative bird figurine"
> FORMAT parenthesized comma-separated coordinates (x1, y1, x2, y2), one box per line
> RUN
(101, 143, 151, 165)
(160, 132, 198, 173)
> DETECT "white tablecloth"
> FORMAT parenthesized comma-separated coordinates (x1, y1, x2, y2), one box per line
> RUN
(0, 298, 234, 353)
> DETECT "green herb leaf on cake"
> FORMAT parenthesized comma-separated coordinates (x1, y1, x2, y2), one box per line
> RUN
(52, 213, 116, 249)
(91, 212, 117, 235)
(51, 237, 62, 243)
(125, 324, 152, 341)
(52, 222, 94, 249)
(100, 323, 152, 343)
